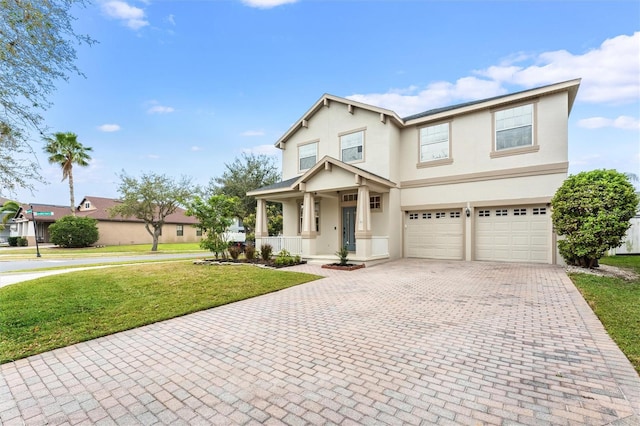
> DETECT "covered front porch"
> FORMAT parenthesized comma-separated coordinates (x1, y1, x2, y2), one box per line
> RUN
(249, 157, 399, 264)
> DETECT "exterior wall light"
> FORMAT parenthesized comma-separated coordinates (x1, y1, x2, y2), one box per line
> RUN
(466, 208, 471, 217)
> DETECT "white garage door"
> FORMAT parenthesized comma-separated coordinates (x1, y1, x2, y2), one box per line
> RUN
(475, 206, 550, 263)
(406, 210, 463, 260)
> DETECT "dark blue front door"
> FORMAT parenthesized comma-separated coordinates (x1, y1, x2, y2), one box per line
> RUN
(342, 207, 356, 251)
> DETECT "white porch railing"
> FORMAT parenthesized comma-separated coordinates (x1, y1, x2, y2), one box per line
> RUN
(258, 236, 302, 255)
(371, 236, 389, 257)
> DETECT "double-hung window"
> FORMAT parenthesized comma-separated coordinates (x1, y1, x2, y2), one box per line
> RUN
(495, 104, 533, 151)
(298, 142, 318, 172)
(176, 225, 184, 237)
(340, 130, 364, 163)
(419, 122, 450, 163)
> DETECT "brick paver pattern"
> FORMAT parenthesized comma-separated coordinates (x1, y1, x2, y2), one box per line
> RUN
(1, 260, 639, 425)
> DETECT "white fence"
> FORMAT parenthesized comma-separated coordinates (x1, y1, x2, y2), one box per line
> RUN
(258, 236, 302, 255)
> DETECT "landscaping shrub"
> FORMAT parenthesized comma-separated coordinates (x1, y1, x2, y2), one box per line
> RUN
(17, 237, 27, 246)
(7, 237, 18, 247)
(336, 245, 349, 266)
(245, 244, 256, 261)
(260, 243, 273, 261)
(228, 245, 241, 260)
(552, 170, 639, 267)
(49, 215, 99, 248)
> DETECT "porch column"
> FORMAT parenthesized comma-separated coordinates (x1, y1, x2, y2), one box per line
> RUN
(300, 192, 317, 255)
(255, 198, 268, 238)
(355, 181, 372, 259)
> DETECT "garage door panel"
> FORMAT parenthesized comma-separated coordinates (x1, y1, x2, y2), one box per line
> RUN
(406, 210, 463, 260)
(475, 205, 550, 264)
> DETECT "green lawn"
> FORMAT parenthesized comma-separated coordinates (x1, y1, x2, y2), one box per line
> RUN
(569, 255, 640, 373)
(0, 263, 320, 364)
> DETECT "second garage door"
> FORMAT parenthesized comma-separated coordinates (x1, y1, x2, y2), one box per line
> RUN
(406, 210, 463, 260)
(475, 205, 551, 263)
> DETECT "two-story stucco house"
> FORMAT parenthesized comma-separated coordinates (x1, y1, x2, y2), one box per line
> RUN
(248, 79, 580, 265)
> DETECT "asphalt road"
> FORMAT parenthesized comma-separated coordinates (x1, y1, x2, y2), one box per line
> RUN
(0, 252, 206, 273)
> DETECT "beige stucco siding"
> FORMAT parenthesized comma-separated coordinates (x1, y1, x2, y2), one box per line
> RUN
(400, 173, 566, 210)
(399, 92, 570, 183)
(281, 103, 400, 181)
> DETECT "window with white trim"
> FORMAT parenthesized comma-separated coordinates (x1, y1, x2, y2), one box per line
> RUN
(369, 195, 381, 211)
(495, 104, 533, 150)
(340, 130, 364, 162)
(478, 210, 490, 217)
(495, 209, 508, 216)
(533, 207, 547, 215)
(176, 224, 184, 236)
(420, 122, 449, 162)
(298, 142, 318, 171)
(409, 213, 419, 220)
(513, 208, 527, 216)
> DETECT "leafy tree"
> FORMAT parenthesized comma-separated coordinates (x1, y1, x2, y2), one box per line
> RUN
(0, 199, 20, 230)
(185, 194, 238, 259)
(110, 172, 193, 251)
(242, 203, 283, 241)
(208, 153, 281, 236)
(44, 132, 92, 216)
(49, 215, 99, 248)
(0, 0, 94, 196)
(552, 169, 639, 268)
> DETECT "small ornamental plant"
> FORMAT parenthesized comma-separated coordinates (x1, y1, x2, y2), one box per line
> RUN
(336, 245, 349, 266)
(260, 243, 273, 261)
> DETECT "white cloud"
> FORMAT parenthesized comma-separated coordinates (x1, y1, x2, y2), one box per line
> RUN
(348, 32, 640, 117)
(191, 146, 202, 151)
(97, 124, 121, 132)
(241, 0, 297, 9)
(578, 116, 640, 130)
(101, 1, 149, 30)
(475, 32, 639, 104)
(242, 144, 280, 156)
(167, 14, 176, 26)
(147, 154, 160, 160)
(147, 105, 175, 114)
(348, 77, 505, 117)
(241, 130, 265, 137)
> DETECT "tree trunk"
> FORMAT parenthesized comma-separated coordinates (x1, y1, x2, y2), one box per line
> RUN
(69, 168, 76, 216)
(151, 226, 161, 251)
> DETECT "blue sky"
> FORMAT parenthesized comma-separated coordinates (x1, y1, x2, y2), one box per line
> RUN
(14, 0, 640, 205)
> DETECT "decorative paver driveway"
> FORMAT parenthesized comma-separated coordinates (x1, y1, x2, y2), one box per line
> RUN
(1, 260, 639, 425)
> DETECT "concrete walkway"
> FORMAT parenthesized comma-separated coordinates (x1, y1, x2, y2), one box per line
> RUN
(1, 260, 638, 425)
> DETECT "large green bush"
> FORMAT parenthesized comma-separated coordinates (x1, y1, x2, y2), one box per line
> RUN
(552, 169, 638, 267)
(49, 216, 99, 248)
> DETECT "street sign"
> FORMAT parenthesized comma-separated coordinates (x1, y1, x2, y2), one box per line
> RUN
(34, 212, 54, 216)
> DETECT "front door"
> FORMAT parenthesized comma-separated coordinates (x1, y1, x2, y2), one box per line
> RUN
(342, 207, 356, 251)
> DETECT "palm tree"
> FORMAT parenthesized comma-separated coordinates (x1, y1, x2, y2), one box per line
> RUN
(44, 132, 93, 216)
(0, 200, 20, 230)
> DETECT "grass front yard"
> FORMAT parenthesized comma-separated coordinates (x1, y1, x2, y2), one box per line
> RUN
(0, 262, 320, 364)
(0, 242, 207, 258)
(569, 255, 640, 374)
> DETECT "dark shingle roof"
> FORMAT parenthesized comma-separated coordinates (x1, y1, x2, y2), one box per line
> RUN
(402, 81, 569, 121)
(251, 176, 299, 193)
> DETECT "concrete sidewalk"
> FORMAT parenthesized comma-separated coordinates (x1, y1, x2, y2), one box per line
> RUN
(1, 260, 638, 425)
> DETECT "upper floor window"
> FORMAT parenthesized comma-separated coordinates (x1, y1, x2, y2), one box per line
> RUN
(420, 123, 449, 162)
(340, 130, 364, 163)
(298, 141, 318, 172)
(495, 104, 533, 151)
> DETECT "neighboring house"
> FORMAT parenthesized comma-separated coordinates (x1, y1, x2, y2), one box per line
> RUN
(248, 79, 581, 265)
(13, 196, 201, 246)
